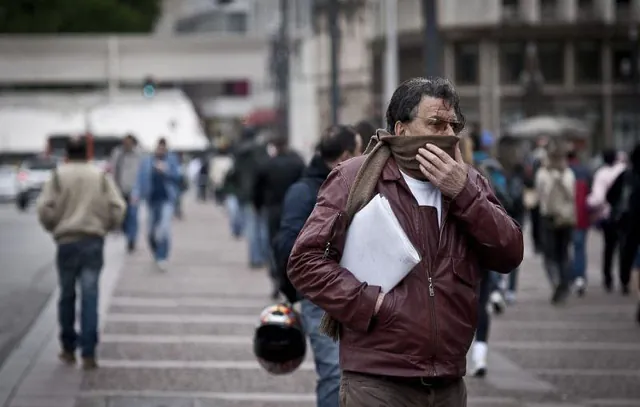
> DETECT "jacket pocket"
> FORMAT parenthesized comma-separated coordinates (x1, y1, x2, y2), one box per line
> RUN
(452, 258, 479, 288)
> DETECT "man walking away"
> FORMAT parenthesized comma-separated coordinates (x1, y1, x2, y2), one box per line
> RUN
(273, 125, 362, 407)
(253, 135, 305, 299)
(288, 77, 523, 406)
(568, 150, 591, 296)
(132, 138, 182, 271)
(37, 138, 126, 370)
(536, 141, 576, 304)
(110, 134, 142, 253)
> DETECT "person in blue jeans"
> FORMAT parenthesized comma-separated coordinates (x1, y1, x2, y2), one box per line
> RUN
(37, 138, 125, 369)
(273, 125, 362, 407)
(132, 138, 182, 271)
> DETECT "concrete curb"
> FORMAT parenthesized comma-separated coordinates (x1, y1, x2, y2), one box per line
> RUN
(0, 235, 126, 407)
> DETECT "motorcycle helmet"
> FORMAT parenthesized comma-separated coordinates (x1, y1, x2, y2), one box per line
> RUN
(253, 303, 306, 375)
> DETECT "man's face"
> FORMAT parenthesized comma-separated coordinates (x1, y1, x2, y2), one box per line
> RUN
(123, 137, 134, 151)
(155, 143, 167, 157)
(394, 96, 459, 137)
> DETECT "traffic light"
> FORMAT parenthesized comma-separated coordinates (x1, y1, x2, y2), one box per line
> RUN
(142, 76, 156, 98)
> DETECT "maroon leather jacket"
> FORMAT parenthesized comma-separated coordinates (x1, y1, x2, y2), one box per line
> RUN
(287, 156, 523, 379)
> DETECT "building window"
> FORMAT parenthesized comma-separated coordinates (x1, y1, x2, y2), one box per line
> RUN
(616, 0, 632, 21)
(500, 42, 525, 84)
(538, 41, 564, 84)
(226, 12, 247, 33)
(577, 0, 596, 21)
(502, 0, 519, 21)
(540, 0, 558, 21)
(575, 41, 602, 83)
(612, 41, 635, 82)
(454, 42, 480, 85)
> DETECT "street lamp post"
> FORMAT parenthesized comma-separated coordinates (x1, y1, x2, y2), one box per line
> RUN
(629, 25, 639, 146)
(328, 0, 341, 125)
(521, 42, 545, 119)
(384, 0, 399, 119)
(422, 0, 442, 77)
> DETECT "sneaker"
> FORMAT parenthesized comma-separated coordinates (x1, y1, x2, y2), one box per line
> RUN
(470, 341, 488, 378)
(58, 350, 76, 366)
(156, 260, 168, 272)
(574, 277, 586, 297)
(82, 357, 98, 370)
(127, 241, 136, 253)
(551, 284, 569, 305)
(504, 290, 517, 305)
(490, 291, 505, 315)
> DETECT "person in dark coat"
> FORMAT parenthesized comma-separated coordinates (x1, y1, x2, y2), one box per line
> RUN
(253, 135, 305, 299)
(272, 124, 362, 407)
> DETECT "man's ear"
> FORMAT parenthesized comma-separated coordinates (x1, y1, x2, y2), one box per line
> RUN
(394, 121, 405, 136)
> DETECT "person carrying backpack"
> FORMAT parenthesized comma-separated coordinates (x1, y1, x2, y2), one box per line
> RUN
(535, 140, 576, 305)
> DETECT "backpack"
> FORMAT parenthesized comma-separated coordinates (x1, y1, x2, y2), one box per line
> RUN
(611, 171, 634, 225)
(545, 170, 576, 228)
(477, 160, 521, 216)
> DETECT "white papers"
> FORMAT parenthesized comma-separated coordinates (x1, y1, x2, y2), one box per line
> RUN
(340, 194, 421, 293)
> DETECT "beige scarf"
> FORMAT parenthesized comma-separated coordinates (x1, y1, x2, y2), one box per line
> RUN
(319, 130, 459, 340)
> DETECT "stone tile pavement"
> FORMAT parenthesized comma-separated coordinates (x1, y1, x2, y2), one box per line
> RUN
(1, 198, 639, 407)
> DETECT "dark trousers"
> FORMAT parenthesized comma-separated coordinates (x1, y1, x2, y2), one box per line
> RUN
(542, 217, 573, 290)
(340, 372, 467, 407)
(619, 230, 640, 289)
(56, 237, 104, 357)
(530, 206, 543, 253)
(602, 221, 620, 288)
(476, 270, 493, 343)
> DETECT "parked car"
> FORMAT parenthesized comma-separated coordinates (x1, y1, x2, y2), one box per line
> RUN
(0, 165, 18, 202)
(16, 157, 58, 211)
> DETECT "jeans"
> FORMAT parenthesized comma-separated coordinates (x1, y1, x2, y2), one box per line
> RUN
(224, 195, 244, 238)
(572, 229, 588, 281)
(244, 204, 269, 267)
(56, 237, 104, 358)
(476, 270, 494, 343)
(148, 201, 174, 261)
(123, 200, 139, 246)
(300, 299, 340, 407)
(542, 217, 573, 290)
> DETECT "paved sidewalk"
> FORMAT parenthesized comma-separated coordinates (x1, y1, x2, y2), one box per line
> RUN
(1, 198, 639, 407)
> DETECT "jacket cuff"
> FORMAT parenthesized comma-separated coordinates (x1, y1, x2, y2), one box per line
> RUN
(451, 175, 480, 213)
(353, 284, 381, 333)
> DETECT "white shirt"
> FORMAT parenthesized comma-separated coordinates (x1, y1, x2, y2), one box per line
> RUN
(400, 171, 442, 226)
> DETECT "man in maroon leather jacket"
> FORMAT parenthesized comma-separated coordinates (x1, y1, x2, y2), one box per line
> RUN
(287, 77, 523, 407)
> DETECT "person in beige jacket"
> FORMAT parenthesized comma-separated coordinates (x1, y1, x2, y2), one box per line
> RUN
(37, 138, 126, 370)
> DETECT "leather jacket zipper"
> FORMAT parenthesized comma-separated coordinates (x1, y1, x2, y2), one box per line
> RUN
(323, 212, 342, 259)
(413, 208, 438, 374)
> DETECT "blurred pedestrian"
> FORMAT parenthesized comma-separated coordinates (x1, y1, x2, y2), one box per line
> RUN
(109, 134, 142, 253)
(567, 149, 592, 296)
(132, 138, 182, 271)
(353, 119, 377, 151)
(587, 149, 626, 292)
(37, 138, 125, 370)
(535, 140, 576, 304)
(273, 125, 362, 407)
(253, 134, 305, 299)
(288, 77, 523, 405)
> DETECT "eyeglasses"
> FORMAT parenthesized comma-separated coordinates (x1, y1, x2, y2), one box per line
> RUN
(416, 116, 465, 135)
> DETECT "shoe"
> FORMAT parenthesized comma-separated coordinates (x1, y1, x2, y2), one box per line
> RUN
(127, 241, 136, 253)
(551, 284, 569, 305)
(82, 357, 98, 370)
(604, 281, 613, 293)
(504, 290, 516, 305)
(156, 260, 168, 272)
(490, 291, 505, 315)
(621, 285, 630, 296)
(470, 341, 488, 378)
(58, 350, 76, 365)
(574, 277, 586, 297)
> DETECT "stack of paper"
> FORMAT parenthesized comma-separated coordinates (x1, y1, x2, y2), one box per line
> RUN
(340, 194, 421, 293)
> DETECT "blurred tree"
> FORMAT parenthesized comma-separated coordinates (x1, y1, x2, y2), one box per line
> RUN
(0, 0, 161, 33)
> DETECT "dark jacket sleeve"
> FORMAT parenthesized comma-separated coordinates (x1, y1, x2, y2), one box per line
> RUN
(449, 169, 524, 273)
(287, 167, 381, 333)
(272, 181, 314, 303)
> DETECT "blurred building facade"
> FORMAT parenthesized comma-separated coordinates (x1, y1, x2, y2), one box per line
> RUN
(368, 0, 640, 151)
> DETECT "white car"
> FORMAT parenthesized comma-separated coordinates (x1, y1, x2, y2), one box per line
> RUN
(16, 157, 58, 211)
(0, 165, 18, 202)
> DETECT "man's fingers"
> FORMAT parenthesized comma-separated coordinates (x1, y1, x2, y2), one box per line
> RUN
(419, 164, 438, 183)
(425, 143, 454, 164)
(417, 148, 447, 171)
(416, 154, 443, 178)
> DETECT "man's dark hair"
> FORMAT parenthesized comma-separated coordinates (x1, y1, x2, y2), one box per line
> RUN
(66, 137, 88, 160)
(468, 123, 482, 152)
(567, 150, 577, 160)
(125, 133, 138, 145)
(158, 137, 167, 147)
(602, 149, 617, 166)
(354, 120, 377, 148)
(317, 125, 358, 162)
(271, 134, 288, 151)
(385, 77, 465, 135)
